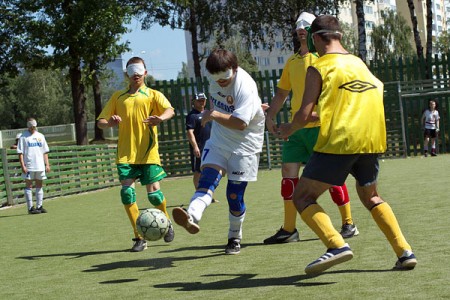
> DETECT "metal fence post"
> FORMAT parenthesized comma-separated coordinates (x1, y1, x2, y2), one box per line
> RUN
(264, 131, 272, 170)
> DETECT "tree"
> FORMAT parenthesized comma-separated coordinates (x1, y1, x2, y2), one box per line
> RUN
(2, 0, 132, 144)
(354, 0, 368, 62)
(436, 31, 450, 54)
(218, 34, 258, 74)
(133, 0, 221, 79)
(370, 10, 413, 61)
(406, 0, 424, 58)
(177, 62, 189, 79)
(340, 22, 358, 55)
(425, 0, 433, 57)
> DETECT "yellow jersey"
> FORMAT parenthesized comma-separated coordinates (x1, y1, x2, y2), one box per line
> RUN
(98, 85, 173, 164)
(277, 52, 320, 127)
(312, 54, 386, 154)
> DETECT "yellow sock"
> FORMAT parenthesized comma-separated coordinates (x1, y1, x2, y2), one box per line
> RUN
(371, 202, 411, 257)
(124, 202, 141, 238)
(301, 204, 346, 249)
(339, 203, 353, 225)
(283, 200, 297, 232)
(156, 198, 170, 220)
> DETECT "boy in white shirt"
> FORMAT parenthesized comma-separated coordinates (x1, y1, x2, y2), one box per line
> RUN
(173, 49, 265, 254)
(17, 118, 50, 214)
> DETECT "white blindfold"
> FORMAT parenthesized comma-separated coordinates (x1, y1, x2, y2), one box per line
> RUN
(126, 63, 146, 77)
(210, 69, 233, 82)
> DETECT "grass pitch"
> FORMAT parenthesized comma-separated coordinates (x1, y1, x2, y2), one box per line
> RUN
(1, 155, 449, 299)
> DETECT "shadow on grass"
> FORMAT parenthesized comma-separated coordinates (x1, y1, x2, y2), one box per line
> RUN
(154, 273, 334, 290)
(83, 252, 223, 272)
(17, 249, 128, 260)
(159, 239, 320, 254)
(153, 268, 396, 291)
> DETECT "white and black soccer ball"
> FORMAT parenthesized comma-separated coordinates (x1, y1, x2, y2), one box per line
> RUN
(136, 208, 169, 241)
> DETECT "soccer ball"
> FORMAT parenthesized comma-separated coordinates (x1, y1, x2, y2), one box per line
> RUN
(136, 208, 169, 241)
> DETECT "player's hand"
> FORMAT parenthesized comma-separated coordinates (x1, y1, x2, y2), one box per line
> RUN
(265, 117, 278, 135)
(194, 147, 201, 157)
(261, 103, 270, 112)
(201, 110, 213, 126)
(144, 115, 163, 126)
(436, 128, 440, 132)
(22, 166, 27, 174)
(277, 123, 295, 139)
(46, 165, 50, 173)
(309, 112, 320, 123)
(108, 115, 122, 126)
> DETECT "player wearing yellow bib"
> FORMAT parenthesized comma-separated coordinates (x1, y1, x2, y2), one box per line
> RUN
(264, 12, 357, 245)
(278, 15, 416, 274)
(97, 57, 175, 252)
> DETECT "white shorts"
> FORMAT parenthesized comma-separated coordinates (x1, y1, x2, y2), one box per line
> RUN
(201, 141, 260, 182)
(22, 171, 47, 181)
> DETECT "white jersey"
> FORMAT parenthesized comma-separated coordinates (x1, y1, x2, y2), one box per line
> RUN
(208, 67, 265, 155)
(17, 130, 49, 171)
(423, 109, 440, 129)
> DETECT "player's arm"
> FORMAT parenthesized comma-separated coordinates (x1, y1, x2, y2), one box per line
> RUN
(144, 107, 175, 126)
(265, 88, 290, 134)
(44, 152, 50, 173)
(186, 129, 201, 157)
(18, 153, 27, 173)
(279, 67, 321, 138)
(202, 110, 247, 130)
(97, 115, 122, 129)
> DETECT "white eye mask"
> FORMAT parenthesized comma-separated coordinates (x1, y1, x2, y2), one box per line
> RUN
(27, 120, 37, 128)
(210, 69, 233, 81)
(126, 63, 146, 77)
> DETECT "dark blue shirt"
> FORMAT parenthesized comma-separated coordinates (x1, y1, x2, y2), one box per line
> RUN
(185, 108, 211, 151)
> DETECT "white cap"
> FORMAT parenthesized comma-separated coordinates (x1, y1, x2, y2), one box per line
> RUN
(296, 12, 316, 30)
(15, 133, 22, 139)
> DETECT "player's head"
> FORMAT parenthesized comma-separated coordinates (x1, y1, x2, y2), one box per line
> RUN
(27, 117, 37, 133)
(126, 57, 147, 86)
(295, 12, 316, 42)
(206, 49, 238, 88)
(428, 99, 437, 110)
(192, 92, 207, 109)
(309, 15, 343, 54)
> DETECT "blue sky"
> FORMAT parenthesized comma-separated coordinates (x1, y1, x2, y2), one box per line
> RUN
(120, 20, 188, 81)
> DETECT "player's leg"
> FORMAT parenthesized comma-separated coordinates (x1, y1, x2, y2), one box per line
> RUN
(225, 180, 248, 254)
(298, 153, 355, 274)
(329, 184, 358, 238)
(142, 164, 174, 243)
(423, 130, 430, 156)
(35, 171, 47, 213)
(264, 130, 304, 244)
(172, 143, 226, 234)
(430, 130, 437, 156)
(353, 154, 416, 270)
(117, 164, 146, 251)
(224, 152, 259, 254)
(23, 176, 39, 214)
(263, 162, 301, 244)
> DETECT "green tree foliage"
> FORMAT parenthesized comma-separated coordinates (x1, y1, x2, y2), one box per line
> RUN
(177, 62, 189, 80)
(340, 22, 358, 55)
(370, 10, 413, 61)
(218, 34, 258, 74)
(436, 31, 450, 54)
(132, 0, 221, 78)
(1, 0, 132, 144)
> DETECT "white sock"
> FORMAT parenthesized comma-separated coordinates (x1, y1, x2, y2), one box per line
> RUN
(36, 188, 43, 208)
(228, 211, 246, 240)
(188, 192, 212, 222)
(24, 188, 33, 210)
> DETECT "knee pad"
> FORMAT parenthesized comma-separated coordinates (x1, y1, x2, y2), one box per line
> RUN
(148, 190, 164, 206)
(120, 186, 136, 205)
(226, 180, 248, 214)
(281, 177, 299, 200)
(198, 167, 222, 192)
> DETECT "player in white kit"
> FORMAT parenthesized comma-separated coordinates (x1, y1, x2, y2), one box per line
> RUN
(173, 49, 265, 254)
(17, 118, 50, 214)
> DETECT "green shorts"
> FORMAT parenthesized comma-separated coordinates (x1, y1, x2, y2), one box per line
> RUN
(117, 164, 167, 185)
(282, 127, 320, 164)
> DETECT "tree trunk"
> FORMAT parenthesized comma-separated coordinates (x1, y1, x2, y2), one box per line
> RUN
(189, 5, 202, 79)
(355, 0, 367, 62)
(90, 61, 105, 141)
(425, 0, 433, 79)
(69, 64, 88, 145)
(407, 0, 423, 58)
